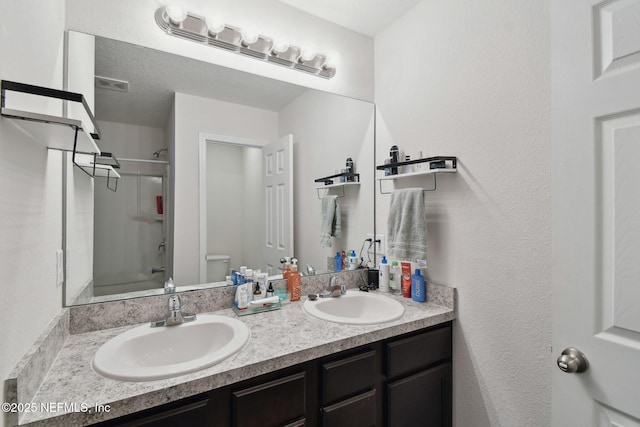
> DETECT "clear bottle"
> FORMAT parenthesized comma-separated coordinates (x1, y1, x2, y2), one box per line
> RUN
(389, 261, 400, 294)
(288, 264, 302, 301)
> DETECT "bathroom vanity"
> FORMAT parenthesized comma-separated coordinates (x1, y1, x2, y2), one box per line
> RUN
(94, 322, 451, 426)
(6, 279, 455, 427)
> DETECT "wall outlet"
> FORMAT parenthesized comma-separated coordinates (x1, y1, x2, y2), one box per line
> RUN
(56, 249, 64, 288)
(366, 234, 385, 256)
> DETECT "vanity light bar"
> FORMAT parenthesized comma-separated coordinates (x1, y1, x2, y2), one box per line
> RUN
(154, 7, 336, 79)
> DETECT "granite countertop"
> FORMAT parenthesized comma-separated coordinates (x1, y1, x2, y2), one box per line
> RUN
(18, 289, 455, 426)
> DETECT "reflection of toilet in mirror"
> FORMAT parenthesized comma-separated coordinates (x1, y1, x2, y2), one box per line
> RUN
(206, 255, 230, 283)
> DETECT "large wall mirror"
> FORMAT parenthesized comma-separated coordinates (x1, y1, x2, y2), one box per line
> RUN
(64, 32, 375, 306)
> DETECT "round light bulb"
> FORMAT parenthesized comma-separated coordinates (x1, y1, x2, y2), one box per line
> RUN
(300, 49, 317, 62)
(165, 5, 187, 25)
(324, 56, 336, 69)
(205, 16, 226, 35)
(272, 40, 290, 55)
(241, 29, 259, 45)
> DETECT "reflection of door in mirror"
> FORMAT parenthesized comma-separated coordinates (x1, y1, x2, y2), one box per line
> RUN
(201, 135, 293, 282)
(263, 135, 293, 276)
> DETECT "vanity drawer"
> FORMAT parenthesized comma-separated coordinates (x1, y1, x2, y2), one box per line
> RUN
(321, 349, 376, 404)
(232, 371, 306, 427)
(321, 389, 376, 427)
(385, 324, 451, 379)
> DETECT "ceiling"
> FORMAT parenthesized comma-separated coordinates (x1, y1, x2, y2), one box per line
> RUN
(277, 0, 422, 37)
(94, 36, 307, 127)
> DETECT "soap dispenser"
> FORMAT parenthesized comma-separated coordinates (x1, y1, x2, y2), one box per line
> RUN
(288, 263, 302, 301)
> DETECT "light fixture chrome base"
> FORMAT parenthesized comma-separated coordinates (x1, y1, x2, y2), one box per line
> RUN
(155, 8, 336, 79)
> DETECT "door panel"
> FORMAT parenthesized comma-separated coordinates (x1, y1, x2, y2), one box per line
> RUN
(552, 0, 640, 424)
(263, 135, 293, 275)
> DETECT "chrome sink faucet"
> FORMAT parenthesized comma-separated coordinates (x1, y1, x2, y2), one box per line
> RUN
(320, 276, 347, 298)
(150, 294, 197, 327)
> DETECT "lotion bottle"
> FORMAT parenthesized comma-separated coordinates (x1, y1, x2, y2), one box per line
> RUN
(348, 250, 358, 270)
(411, 269, 426, 302)
(379, 256, 390, 292)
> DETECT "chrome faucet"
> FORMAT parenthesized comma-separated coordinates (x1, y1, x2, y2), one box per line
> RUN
(320, 276, 347, 298)
(306, 264, 316, 276)
(150, 294, 197, 327)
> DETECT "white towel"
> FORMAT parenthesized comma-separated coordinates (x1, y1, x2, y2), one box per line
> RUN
(387, 188, 427, 260)
(320, 195, 341, 247)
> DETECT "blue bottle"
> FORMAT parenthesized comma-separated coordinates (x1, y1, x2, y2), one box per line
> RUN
(334, 252, 343, 272)
(412, 269, 426, 302)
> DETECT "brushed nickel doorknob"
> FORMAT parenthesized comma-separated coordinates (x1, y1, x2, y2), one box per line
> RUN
(557, 347, 589, 373)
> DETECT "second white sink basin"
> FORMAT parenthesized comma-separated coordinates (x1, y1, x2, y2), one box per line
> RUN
(92, 314, 250, 382)
(303, 291, 404, 325)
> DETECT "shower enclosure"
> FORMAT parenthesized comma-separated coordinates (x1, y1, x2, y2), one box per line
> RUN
(93, 162, 170, 296)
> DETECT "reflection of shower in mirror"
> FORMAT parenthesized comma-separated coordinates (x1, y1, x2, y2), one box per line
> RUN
(153, 148, 168, 158)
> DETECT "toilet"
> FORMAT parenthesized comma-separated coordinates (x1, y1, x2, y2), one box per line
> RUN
(206, 255, 230, 283)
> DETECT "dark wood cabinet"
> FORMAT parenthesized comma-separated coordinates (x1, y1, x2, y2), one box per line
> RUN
(93, 322, 452, 427)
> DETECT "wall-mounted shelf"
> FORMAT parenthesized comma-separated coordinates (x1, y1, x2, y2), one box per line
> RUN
(376, 155, 457, 194)
(314, 172, 360, 199)
(1, 80, 101, 154)
(74, 153, 121, 192)
(315, 181, 360, 199)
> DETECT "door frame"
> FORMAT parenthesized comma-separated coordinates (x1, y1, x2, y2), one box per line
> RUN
(198, 132, 270, 283)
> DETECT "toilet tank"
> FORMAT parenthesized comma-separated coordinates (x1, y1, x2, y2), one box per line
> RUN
(206, 255, 230, 283)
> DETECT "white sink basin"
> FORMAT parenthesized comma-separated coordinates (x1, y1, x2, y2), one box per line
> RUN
(303, 291, 404, 325)
(92, 314, 250, 382)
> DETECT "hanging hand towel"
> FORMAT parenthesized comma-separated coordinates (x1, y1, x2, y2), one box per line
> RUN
(387, 188, 427, 260)
(320, 195, 341, 247)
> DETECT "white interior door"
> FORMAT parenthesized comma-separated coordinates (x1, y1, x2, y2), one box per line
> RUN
(263, 135, 293, 275)
(552, 0, 640, 424)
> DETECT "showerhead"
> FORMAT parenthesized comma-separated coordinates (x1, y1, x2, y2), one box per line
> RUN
(153, 148, 168, 158)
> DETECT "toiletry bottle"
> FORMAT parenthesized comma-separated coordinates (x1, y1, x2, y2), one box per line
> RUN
(253, 282, 262, 301)
(412, 269, 426, 302)
(334, 252, 343, 272)
(346, 157, 354, 182)
(401, 261, 412, 298)
(379, 256, 390, 292)
(404, 155, 412, 174)
(288, 264, 302, 301)
(341, 250, 347, 270)
(390, 145, 399, 175)
(348, 250, 358, 270)
(384, 158, 392, 176)
(389, 261, 399, 293)
(416, 150, 424, 171)
(266, 282, 274, 298)
(236, 283, 249, 309)
(283, 260, 291, 279)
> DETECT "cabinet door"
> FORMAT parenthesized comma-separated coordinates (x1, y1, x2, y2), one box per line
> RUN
(321, 389, 376, 427)
(232, 371, 306, 427)
(386, 363, 452, 427)
(101, 398, 211, 427)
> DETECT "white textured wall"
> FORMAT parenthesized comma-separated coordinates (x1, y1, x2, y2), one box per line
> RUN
(64, 0, 374, 101)
(279, 90, 375, 272)
(374, 1, 551, 426)
(0, 1, 66, 426)
(173, 93, 278, 285)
